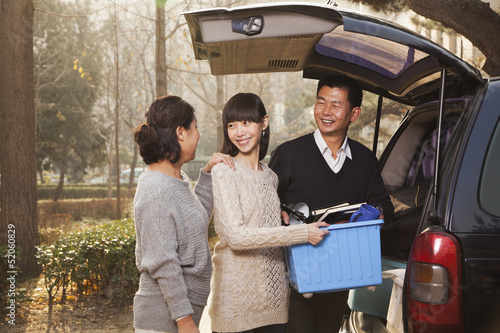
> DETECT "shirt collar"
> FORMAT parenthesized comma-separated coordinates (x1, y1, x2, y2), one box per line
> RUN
(313, 129, 352, 159)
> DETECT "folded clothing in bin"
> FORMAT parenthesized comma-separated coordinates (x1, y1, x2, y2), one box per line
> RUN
(286, 219, 384, 294)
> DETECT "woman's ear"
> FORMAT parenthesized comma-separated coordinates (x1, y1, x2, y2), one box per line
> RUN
(176, 126, 184, 141)
(262, 115, 270, 130)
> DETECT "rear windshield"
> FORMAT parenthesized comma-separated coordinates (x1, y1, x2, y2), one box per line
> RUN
(315, 27, 428, 79)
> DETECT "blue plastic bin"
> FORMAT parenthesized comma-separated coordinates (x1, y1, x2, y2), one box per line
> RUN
(285, 219, 384, 293)
(347, 258, 407, 318)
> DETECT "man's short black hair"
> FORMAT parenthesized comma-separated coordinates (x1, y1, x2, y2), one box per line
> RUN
(317, 76, 363, 109)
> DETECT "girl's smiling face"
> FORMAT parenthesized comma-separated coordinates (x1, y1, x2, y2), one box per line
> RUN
(221, 93, 270, 161)
(227, 117, 268, 157)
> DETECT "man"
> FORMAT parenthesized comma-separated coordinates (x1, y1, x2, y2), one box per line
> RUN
(269, 75, 394, 333)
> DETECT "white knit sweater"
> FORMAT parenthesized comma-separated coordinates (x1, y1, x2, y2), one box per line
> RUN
(209, 160, 309, 332)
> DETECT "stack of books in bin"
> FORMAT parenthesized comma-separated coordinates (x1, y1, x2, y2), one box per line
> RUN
(285, 203, 384, 293)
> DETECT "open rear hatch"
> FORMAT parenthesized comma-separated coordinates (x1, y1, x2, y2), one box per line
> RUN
(182, 2, 482, 106)
(183, 1, 484, 230)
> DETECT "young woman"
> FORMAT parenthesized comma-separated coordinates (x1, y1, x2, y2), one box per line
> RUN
(209, 93, 329, 333)
(133, 95, 233, 333)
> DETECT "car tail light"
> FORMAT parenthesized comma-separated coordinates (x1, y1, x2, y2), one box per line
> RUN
(407, 230, 463, 333)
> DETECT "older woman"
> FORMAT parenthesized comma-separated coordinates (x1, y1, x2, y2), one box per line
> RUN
(133, 95, 233, 333)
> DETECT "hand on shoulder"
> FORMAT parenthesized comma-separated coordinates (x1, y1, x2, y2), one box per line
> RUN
(203, 153, 235, 173)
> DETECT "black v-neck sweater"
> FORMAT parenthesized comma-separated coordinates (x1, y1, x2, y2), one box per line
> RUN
(269, 133, 394, 223)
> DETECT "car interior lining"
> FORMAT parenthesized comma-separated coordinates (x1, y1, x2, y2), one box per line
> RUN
(379, 99, 467, 256)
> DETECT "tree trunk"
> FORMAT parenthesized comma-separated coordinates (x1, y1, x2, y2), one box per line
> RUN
(156, 0, 167, 97)
(105, 73, 113, 200)
(107, 158, 113, 199)
(128, 144, 139, 189)
(407, 0, 500, 76)
(0, 0, 41, 277)
(113, 2, 121, 220)
(351, 0, 500, 75)
(53, 166, 66, 202)
(37, 163, 45, 185)
(216, 75, 225, 150)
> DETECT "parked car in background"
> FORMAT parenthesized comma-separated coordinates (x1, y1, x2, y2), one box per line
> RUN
(182, 2, 500, 332)
(119, 167, 145, 184)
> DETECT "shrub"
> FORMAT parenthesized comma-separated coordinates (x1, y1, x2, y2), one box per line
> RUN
(36, 219, 139, 309)
(39, 198, 133, 228)
(208, 218, 217, 239)
(39, 228, 65, 245)
(37, 185, 135, 200)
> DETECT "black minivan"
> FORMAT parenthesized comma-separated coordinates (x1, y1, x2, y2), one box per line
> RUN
(182, 3, 500, 332)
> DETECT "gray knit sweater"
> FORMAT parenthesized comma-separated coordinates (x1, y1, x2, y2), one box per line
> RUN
(133, 169, 213, 332)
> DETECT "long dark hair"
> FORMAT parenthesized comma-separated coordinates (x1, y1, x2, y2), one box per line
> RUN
(220, 93, 270, 161)
(134, 95, 195, 165)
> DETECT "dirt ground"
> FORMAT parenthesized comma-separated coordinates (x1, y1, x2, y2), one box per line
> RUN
(1, 275, 134, 333)
(1, 231, 218, 333)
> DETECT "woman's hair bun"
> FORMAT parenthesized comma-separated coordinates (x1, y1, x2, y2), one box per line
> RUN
(134, 123, 158, 157)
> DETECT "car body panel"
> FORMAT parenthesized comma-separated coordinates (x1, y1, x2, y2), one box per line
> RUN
(463, 257, 500, 331)
(183, 3, 499, 332)
(444, 79, 500, 332)
(448, 79, 500, 233)
(182, 2, 482, 105)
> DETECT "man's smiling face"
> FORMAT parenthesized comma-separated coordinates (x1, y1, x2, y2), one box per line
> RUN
(313, 85, 360, 139)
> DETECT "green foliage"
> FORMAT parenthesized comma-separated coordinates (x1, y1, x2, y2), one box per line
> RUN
(34, 0, 106, 183)
(208, 218, 217, 240)
(348, 91, 408, 148)
(36, 219, 139, 307)
(271, 79, 317, 147)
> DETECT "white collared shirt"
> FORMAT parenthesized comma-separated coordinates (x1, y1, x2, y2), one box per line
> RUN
(313, 129, 352, 173)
